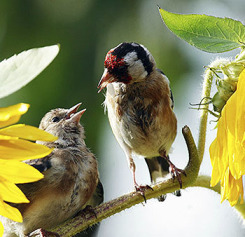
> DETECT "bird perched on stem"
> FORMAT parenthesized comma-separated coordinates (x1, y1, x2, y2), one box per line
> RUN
(2, 103, 103, 237)
(98, 42, 185, 197)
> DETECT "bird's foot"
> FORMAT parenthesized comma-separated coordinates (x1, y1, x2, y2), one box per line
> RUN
(157, 194, 167, 202)
(174, 190, 181, 197)
(169, 163, 186, 189)
(28, 228, 60, 237)
(75, 205, 97, 220)
(134, 184, 153, 203)
(157, 190, 181, 202)
(83, 205, 98, 218)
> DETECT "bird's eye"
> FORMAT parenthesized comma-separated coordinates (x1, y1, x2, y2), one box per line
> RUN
(52, 116, 60, 123)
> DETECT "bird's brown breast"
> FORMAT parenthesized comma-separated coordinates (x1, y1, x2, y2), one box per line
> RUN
(118, 73, 174, 135)
(106, 72, 177, 157)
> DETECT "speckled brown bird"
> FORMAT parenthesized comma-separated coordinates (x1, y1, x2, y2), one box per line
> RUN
(98, 42, 184, 195)
(1, 103, 103, 237)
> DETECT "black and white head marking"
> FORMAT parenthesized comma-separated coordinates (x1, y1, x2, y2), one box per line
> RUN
(112, 42, 156, 81)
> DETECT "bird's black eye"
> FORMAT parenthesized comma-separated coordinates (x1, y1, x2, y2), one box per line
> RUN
(52, 116, 60, 123)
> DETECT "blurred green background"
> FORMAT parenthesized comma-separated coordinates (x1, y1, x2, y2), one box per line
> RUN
(1, 1, 245, 236)
(0, 0, 191, 156)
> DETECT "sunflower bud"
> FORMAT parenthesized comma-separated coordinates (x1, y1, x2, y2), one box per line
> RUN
(208, 50, 245, 114)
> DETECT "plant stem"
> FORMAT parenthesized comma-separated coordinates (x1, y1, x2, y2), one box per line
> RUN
(52, 126, 200, 237)
(193, 175, 245, 219)
(197, 68, 214, 163)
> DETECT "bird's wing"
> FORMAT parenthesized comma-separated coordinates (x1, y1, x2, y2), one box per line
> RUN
(8, 153, 54, 212)
(156, 68, 174, 109)
(145, 156, 181, 201)
(145, 156, 169, 183)
(86, 180, 104, 207)
(24, 153, 53, 173)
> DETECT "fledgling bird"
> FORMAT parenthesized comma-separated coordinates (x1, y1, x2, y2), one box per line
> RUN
(98, 42, 185, 195)
(1, 103, 103, 237)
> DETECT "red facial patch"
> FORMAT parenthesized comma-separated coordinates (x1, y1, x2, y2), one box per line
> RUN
(104, 50, 125, 70)
(104, 49, 132, 83)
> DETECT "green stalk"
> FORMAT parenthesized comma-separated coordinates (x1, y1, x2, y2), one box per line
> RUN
(52, 126, 200, 237)
(197, 68, 214, 163)
(193, 176, 245, 218)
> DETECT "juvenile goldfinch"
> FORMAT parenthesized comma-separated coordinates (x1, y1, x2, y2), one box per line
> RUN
(1, 103, 103, 237)
(98, 42, 184, 195)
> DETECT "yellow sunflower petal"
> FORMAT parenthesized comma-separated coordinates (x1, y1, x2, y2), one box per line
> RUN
(236, 71, 245, 118)
(0, 139, 53, 160)
(226, 72, 245, 179)
(0, 200, 22, 222)
(227, 173, 243, 206)
(0, 160, 43, 184)
(220, 168, 229, 203)
(236, 71, 245, 149)
(220, 166, 244, 206)
(0, 124, 57, 142)
(0, 104, 29, 128)
(0, 221, 4, 236)
(210, 70, 245, 206)
(215, 116, 228, 182)
(0, 115, 22, 129)
(210, 139, 221, 186)
(0, 179, 29, 203)
(224, 93, 236, 137)
(0, 135, 18, 140)
(218, 110, 228, 170)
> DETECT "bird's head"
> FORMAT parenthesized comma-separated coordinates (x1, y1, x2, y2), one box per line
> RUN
(38, 103, 86, 147)
(98, 42, 156, 92)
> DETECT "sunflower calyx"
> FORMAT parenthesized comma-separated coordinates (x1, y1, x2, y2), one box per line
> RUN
(206, 50, 245, 115)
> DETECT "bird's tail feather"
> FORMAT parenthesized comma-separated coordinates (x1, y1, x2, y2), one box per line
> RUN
(145, 156, 181, 201)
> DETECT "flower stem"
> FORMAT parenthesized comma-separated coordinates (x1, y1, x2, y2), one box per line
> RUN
(52, 126, 200, 237)
(198, 68, 214, 163)
(193, 175, 245, 219)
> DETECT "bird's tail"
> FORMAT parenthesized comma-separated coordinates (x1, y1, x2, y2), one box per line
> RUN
(145, 156, 181, 201)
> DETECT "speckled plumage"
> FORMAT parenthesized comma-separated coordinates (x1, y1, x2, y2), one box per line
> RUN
(99, 42, 183, 192)
(2, 104, 102, 237)
(105, 70, 176, 158)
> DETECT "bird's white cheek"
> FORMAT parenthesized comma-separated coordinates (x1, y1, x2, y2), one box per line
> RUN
(128, 61, 148, 81)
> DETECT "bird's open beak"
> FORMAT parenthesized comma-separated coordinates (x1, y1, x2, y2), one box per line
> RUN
(70, 109, 86, 123)
(97, 69, 114, 93)
(66, 103, 86, 123)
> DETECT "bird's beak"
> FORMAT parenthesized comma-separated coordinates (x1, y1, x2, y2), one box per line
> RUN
(97, 69, 114, 93)
(66, 103, 82, 119)
(70, 109, 86, 123)
(66, 103, 86, 123)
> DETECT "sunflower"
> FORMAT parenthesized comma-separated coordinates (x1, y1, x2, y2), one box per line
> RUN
(0, 103, 57, 235)
(210, 69, 245, 206)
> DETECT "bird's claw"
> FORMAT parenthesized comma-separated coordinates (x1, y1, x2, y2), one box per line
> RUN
(169, 164, 186, 189)
(76, 205, 97, 219)
(83, 205, 98, 218)
(134, 184, 153, 203)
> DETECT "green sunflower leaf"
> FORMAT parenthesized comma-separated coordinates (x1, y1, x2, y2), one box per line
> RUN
(159, 8, 245, 53)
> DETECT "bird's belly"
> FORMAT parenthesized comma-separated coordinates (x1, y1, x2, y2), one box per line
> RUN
(122, 122, 174, 157)
(22, 190, 82, 234)
(22, 169, 97, 234)
(107, 106, 175, 157)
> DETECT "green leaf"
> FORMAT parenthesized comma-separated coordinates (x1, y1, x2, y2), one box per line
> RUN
(0, 44, 60, 99)
(159, 8, 245, 53)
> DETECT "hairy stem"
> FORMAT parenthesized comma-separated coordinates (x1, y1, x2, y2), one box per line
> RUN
(192, 175, 245, 219)
(52, 126, 200, 237)
(197, 68, 214, 163)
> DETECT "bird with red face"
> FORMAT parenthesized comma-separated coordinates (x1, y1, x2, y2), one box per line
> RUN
(98, 42, 184, 197)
